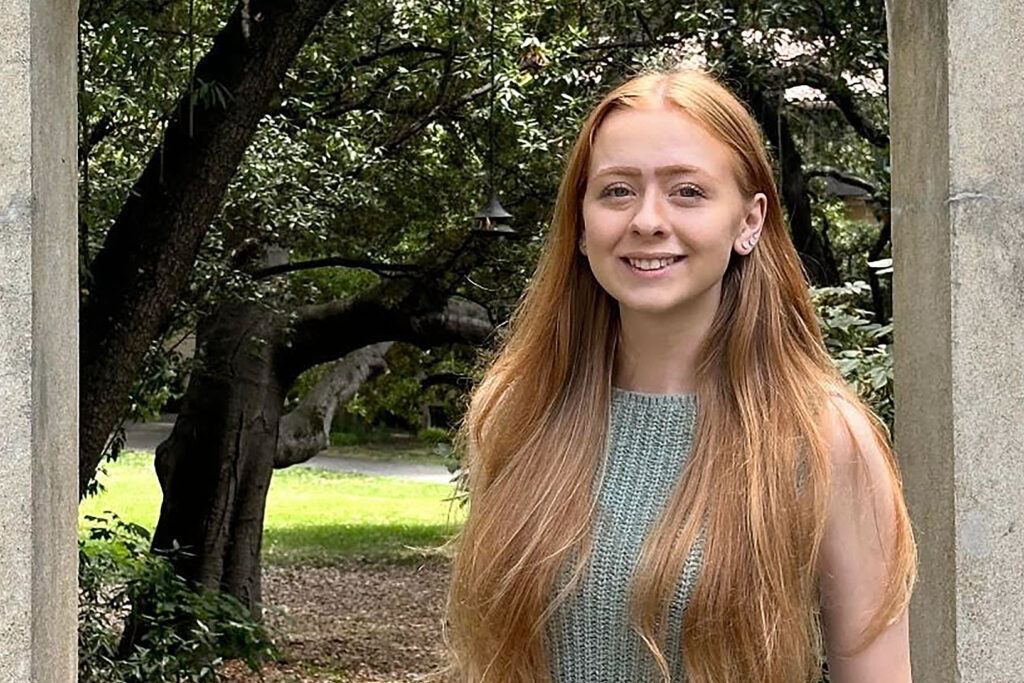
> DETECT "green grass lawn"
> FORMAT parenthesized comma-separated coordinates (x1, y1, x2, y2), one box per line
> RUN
(80, 451, 467, 566)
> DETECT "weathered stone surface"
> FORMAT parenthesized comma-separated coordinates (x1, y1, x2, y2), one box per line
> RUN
(891, 0, 1024, 679)
(0, 0, 78, 680)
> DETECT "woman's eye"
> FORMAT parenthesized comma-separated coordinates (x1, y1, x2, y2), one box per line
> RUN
(601, 185, 632, 198)
(673, 184, 704, 199)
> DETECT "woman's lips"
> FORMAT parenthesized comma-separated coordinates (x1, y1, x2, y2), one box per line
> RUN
(620, 256, 686, 277)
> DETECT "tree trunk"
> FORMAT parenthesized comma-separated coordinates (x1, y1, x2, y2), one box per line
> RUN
(745, 88, 840, 286)
(79, 0, 341, 498)
(151, 301, 285, 612)
(867, 213, 892, 325)
(147, 287, 492, 618)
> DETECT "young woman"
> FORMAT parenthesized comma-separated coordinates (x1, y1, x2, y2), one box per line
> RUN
(440, 69, 916, 683)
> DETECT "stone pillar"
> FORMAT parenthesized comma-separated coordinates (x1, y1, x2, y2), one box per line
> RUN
(890, 1, 1024, 679)
(0, 0, 78, 680)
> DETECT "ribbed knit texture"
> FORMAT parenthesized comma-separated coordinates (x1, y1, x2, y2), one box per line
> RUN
(546, 387, 703, 683)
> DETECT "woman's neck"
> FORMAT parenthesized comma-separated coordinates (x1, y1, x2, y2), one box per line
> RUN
(613, 295, 719, 395)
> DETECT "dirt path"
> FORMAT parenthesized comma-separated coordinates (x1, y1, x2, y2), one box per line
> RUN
(299, 454, 453, 485)
(124, 418, 453, 484)
(220, 559, 452, 682)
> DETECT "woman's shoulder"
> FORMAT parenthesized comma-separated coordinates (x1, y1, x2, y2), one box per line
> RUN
(817, 382, 888, 472)
(816, 384, 902, 547)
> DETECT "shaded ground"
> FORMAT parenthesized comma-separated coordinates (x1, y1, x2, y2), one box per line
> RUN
(220, 558, 453, 682)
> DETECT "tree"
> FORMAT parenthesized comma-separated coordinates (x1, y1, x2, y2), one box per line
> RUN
(143, 280, 492, 619)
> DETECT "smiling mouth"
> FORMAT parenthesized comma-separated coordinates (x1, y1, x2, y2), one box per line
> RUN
(621, 255, 685, 272)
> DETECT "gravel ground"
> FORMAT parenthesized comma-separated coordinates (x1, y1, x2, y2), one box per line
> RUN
(220, 559, 453, 683)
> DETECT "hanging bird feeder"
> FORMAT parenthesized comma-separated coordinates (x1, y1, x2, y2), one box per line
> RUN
(470, 0, 515, 237)
(473, 191, 515, 234)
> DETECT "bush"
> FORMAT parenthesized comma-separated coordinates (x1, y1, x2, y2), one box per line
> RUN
(79, 513, 278, 682)
(329, 429, 366, 447)
(416, 426, 450, 445)
(812, 280, 893, 431)
(328, 423, 393, 446)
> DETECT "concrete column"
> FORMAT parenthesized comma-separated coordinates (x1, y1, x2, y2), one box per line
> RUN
(890, 1, 1024, 680)
(0, 0, 78, 680)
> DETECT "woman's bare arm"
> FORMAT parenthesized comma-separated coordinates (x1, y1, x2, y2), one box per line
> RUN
(818, 396, 912, 683)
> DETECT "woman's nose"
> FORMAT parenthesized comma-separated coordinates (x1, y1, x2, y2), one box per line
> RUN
(630, 187, 666, 235)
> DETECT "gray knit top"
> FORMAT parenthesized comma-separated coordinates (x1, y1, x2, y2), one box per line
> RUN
(545, 387, 704, 683)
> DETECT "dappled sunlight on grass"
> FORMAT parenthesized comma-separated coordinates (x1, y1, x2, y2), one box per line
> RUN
(80, 451, 163, 531)
(263, 465, 465, 564)
(79, 449, 466, 565)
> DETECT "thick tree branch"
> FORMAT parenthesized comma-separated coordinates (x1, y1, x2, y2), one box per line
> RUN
(776, 62, 889, 148)
(268, 288, 491, 467)
(274, 342, 393, 468)
(273, 289, 491, 469)
(279, 287, 493, 380)
(806, 167, 878, 196)
(252, 256, 422, 279)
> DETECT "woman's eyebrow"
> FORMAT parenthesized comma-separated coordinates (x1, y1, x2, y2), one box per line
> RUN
(594, 164, 710, 179)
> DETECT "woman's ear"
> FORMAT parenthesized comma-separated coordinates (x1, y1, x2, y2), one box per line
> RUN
(578, 233, 587, 256)
(734, 192, 767, 255)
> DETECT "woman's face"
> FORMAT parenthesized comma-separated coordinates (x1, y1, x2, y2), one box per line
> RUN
(580, 105, 766, 317)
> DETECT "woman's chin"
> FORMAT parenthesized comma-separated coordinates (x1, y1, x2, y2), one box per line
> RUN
(615, 296, 689, 316)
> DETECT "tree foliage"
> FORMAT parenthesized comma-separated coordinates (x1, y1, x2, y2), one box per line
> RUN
(79, 0, 892, 481)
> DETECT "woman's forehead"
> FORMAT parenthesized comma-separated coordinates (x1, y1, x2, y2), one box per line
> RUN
(587, 106, 736, 184)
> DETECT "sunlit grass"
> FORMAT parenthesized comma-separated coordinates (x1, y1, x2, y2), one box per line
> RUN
(80, 450, 466, 565)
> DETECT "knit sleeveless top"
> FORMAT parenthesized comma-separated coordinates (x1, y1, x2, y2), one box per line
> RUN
(545, 387, 703, 682)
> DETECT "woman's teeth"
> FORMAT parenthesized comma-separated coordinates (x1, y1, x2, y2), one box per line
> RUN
(626, 256, 682, 271)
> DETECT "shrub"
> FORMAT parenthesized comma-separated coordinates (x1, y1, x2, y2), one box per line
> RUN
(329, 429, 366, 447)
(79, 513, 278, 682)
(416, 426, 450, 445)
(812, 280, 894, 431)
(328, 423, 393, 446)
